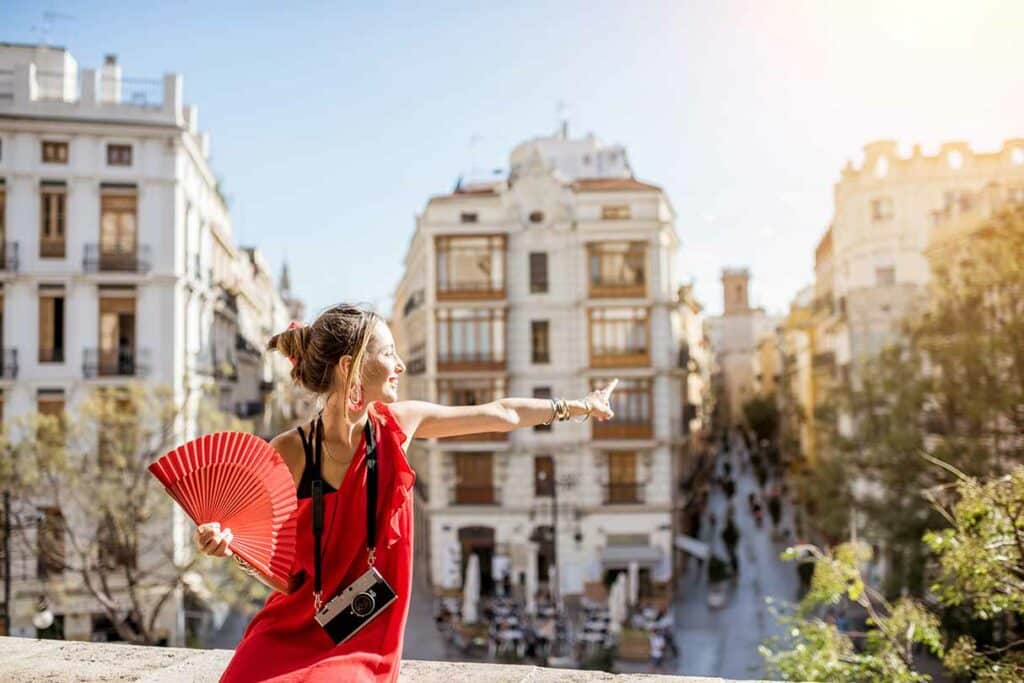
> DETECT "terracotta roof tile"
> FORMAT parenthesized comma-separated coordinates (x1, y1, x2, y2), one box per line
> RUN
(570, 177, 662, 193)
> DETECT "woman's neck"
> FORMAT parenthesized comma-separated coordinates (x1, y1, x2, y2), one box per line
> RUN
(321, 394, 370, 450)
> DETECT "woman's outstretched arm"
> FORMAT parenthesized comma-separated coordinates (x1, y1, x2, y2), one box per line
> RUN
(389, 379, 617, 440)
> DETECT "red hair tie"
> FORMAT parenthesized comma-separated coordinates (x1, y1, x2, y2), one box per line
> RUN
(286, 320, 303, 366)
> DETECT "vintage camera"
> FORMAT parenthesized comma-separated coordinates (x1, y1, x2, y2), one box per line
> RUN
(314, 566, 398, 645)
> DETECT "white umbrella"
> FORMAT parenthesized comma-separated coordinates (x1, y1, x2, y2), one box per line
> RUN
(462, 553, 481, 624)
(609, 574, 626, 634)
(627, 561, 639, 607)
(526, 551, 538, 615)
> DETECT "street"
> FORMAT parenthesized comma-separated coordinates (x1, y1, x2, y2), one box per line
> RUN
(671, 443, 800, 680)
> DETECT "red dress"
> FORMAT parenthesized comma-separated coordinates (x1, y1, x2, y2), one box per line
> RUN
(221, 402, 416, 683)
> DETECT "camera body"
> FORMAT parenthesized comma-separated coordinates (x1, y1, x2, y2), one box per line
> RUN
(314, 566, 397, 645)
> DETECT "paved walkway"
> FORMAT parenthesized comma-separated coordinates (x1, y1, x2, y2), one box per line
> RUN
(670, 443, 800, 680)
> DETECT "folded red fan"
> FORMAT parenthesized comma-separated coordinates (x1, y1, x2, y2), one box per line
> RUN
(149, 431, 299, 593)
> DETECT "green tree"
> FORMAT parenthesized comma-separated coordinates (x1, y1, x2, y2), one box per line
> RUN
(0, 383, 259, 644)
(742, 393, 779, 445)
(764, 462, 1024, 682)
(806, 204, 1024, 597)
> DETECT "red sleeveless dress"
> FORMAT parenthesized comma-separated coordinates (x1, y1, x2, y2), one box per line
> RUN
(221, 402, 416, 683)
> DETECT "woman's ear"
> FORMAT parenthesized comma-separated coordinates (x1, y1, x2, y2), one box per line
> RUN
(335, 355, 353, 385)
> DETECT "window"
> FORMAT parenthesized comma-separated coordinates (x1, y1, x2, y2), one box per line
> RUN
(460, 212, 478, 224)
(37, 506, 65, 579)
(435, 234, 505, 298)
(531, 320, 550, 364)
(528, 210, 544, 224)
(591, 377, 653, 439)
(40, 183, 66, 258)
(41, 141, 68, 164)
(533, 386, 552, 432)
(529, 252, 548, 293)
(107, 144, 132, 166)
(37, 388, 66, 445)
(870, 197, 893, 222)
(601, 205, 631, 220)
(588, 242, 646, 296)
(944, 190, 973, 213)
(99, 187, 138, 268)
(98, 295, 136, 376)
(454, 453, 495, 504)
(436, 308, 505, 369)
(606, 452, 641, 504)
(437, 377, 505, 406)
(875, 266, 895, 286)
(39, 289, 65, 363)
(535, 455, 555, 496)
(588, 307, 649, 367)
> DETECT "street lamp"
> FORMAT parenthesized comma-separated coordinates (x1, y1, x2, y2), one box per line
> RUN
(535, 469, 578, 609)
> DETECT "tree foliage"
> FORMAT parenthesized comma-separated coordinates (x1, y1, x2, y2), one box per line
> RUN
(742, 393, 779, 445)
(0, 383, 258, 644)
(769, 205, 1024, 681)
(803, 204, 1024, 596)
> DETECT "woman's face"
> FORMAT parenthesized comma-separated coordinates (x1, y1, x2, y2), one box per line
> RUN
(358, 320, 405, 403)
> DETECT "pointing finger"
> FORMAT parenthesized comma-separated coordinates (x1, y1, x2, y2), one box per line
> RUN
(604, 378, 619, 396)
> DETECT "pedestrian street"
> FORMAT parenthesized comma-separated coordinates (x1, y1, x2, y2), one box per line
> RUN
(670, 443, 801, 680)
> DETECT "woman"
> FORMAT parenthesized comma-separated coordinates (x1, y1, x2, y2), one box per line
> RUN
(195, 304, 617, 682)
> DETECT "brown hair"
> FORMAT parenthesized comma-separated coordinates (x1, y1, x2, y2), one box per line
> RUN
(267, 304, 379, 416)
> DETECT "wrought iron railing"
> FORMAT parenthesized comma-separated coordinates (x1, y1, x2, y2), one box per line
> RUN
(82, 348, 150, 378)
(83, 244, 151, 273)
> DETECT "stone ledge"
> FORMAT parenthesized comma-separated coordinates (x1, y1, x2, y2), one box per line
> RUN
(0, 636, 758, 681)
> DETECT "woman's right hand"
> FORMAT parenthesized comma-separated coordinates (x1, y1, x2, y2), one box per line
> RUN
(194, 522, 233, 558)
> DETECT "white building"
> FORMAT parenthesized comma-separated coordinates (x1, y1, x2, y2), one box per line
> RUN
(707, 268, 779, 426)
(830, 139, 1024, 368)
(0, 44, 299, 643)
(392, 129, 702, 604)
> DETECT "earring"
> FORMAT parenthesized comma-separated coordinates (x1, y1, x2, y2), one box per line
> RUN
(348, 383, 364, 410)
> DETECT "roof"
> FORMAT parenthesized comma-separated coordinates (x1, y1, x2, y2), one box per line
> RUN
(570, 177, 662, 193)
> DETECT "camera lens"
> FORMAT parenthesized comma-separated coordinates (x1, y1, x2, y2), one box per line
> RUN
(352, 592, 375, 617)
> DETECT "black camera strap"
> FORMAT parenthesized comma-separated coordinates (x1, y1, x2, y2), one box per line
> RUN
(306, 412, 378, 611)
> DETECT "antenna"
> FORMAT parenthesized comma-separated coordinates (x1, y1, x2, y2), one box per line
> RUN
(556, 101, 570, 139)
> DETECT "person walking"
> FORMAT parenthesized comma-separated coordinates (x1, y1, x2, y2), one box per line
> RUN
(195, 305, 618, 682)
(721, 516, 741, 575)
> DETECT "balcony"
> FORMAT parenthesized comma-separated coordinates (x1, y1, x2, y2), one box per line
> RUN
(588, 243, 647, 298)
(39, 347, 64, 363)
(435, 235, 506, 301)
(83, 244, 151, 274)
(453, 485, 499, 505)
(235, 333, 261, 357)
(236, 400, 265, 418)
(441, 431, 508, 443)
(0, 348, 18, 378)
(593, 419, 654, 441)
(604, 483, 645, 505)
(436, 352, 505, 373)
(82, 347, 150, 378)
(0, 241, 19, 272)
(436, 281, 505, 301)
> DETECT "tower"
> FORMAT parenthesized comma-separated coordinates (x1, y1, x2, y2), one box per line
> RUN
(722, 268, 751, 315)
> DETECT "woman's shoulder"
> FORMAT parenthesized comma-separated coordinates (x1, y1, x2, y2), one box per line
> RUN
(268, 427, 306, 486)
(371, 401, 410, 444)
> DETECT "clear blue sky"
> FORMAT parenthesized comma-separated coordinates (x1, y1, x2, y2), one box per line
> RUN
(4, 1, 1022, 319)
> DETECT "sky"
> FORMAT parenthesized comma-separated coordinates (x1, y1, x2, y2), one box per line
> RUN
(3, 0, 1023, 318)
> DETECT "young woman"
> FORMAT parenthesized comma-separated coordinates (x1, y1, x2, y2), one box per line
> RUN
(195, 304, 617, 682)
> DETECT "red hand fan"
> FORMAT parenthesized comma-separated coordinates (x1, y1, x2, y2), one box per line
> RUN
(149, 431, 299, 593)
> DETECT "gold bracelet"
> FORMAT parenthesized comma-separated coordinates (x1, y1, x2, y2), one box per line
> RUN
(233, 554, 261, 578)
(556, 398, 571, 422)
(543, 398, 557, 426)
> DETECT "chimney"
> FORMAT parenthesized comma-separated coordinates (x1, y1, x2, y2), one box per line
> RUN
(100, 53, 122, 104)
